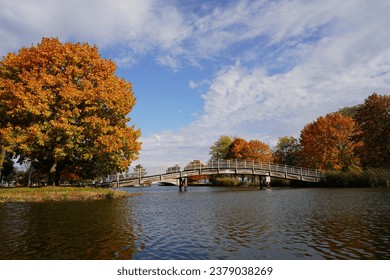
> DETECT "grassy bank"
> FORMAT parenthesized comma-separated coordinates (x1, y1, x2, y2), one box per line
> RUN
(0, 186, 137, 203)
(323, 168, 390, 188)
(208, 168, 390, 188)
(211, 176, 265, 187)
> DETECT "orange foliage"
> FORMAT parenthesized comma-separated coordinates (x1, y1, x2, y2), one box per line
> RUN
(227, 138, 248, 160)
(227, 138, 273, 162)
(59, 168, 80, 181)
(0, 38, 141, 183)
(299, 113, 361, 171)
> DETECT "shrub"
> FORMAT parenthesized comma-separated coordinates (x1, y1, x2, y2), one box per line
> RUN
(213, 177, 239, 187)
(323, 168, 390, 187)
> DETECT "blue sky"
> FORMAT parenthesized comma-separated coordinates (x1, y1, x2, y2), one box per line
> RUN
(1, 0, 390, 168)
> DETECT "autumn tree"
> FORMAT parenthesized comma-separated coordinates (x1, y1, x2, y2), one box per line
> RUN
(354, 93, 390, 167)
(0, 38, 141, 185)
(226, 137, 273, 162)
(273, 136, 300, 165)
(209, 135, 232, 160)
(299, 113, 361, 171)
(246, 140, 273, 162)
(226, 138, 248, 160)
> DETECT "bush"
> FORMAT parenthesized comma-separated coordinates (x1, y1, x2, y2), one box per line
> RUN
(213, 177, 239, 187)
(323, 168, 390, 187)
(363, 168, 390, 188)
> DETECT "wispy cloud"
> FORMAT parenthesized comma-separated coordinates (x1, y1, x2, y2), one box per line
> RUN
(135, 0, 390, 166)
(1, 0, 389, 167)
(0, 0, 186, 57)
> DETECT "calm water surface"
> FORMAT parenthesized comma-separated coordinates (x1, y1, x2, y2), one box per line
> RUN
(1, 186, 390, 259)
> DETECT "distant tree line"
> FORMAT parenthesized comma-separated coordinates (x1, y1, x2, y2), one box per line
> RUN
(209, 93, 389, 187)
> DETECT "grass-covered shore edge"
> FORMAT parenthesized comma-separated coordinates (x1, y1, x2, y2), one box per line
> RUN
(322, 168, 390, 188)
(206, 167, 390, 188)
(0, 186, 138, 203)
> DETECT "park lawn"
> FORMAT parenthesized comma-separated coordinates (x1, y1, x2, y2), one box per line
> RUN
(0, 186, 136, 203)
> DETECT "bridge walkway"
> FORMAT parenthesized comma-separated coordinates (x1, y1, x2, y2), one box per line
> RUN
(103, 160, 324, 188)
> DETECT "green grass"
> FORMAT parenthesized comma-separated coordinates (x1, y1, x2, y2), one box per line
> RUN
(0, 186, 137, 203)
(323, 168, 390, 188)
(212, 177, 240, 187)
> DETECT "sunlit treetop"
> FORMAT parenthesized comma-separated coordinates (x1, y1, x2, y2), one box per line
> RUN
(0, 37, 141, 185)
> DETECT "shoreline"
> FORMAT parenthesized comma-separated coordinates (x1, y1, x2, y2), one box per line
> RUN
(0, 186, 138, 203)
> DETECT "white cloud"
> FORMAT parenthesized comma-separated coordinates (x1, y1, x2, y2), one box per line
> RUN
(0, 0, 186, 58)
(135, 0, 390, 166)
(188, 80, 197, 89)
(2, 0, 389, 167)
(189, 79, 210, 89)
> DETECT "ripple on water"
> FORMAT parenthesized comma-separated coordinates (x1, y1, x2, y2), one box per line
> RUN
(2, 187, 390, 259)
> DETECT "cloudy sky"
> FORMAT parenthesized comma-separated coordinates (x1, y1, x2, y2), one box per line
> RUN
(1, 0, 390, 168)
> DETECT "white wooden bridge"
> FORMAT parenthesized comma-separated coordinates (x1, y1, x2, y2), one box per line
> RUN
(103, 160, 324, 189)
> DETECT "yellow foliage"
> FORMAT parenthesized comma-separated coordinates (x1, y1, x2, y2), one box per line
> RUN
(0, 37, 141, 182)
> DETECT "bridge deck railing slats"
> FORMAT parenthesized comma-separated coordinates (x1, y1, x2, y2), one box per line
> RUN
(104, 160, 324, 185)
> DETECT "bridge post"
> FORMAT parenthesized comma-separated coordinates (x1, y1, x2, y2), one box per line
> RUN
(179, 171, 182, 191)
(260, 176, 265, 189)
(138, 168, 142, 186)
(285, 164, 287, 179)
(179, 176, 187, 191)
(260, 175, 271, 189)
(252, 160, 255, 183)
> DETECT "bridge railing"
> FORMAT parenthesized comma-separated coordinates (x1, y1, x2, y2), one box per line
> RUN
(103, 160, 324, 184)
(183, 160, 323, 178)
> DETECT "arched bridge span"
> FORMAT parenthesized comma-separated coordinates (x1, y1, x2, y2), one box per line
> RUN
(104, 160, 324, 189)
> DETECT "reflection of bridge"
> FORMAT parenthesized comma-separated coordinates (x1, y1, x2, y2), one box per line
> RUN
(104, 160, 324, 190)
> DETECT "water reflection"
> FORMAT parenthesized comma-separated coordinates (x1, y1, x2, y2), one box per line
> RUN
(306, 189, 390, 259)
(0, 199, 138, 259)
(1, 186, 390, 259)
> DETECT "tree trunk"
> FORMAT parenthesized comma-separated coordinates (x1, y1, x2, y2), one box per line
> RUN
(0, 149, 6, 182)
(55, 164, 62, 186)
(48, 162, 57, 186)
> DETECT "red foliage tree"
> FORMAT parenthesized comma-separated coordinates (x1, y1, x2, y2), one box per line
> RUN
(355, 93, 390, 167)
(227, 138, 273, 162)
(299, 113, 361, 171)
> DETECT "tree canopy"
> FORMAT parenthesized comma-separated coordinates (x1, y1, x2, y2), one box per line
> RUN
(355, 93, 390, 168)
(0, 38, 141, 185)
(209, 135, 232, 160)
(226, 138, 273, 162)
(273, 136, 300, 166)
(299, 113, 361, 171)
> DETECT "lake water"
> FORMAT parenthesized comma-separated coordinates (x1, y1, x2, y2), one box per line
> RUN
(1, 186, 390, 259)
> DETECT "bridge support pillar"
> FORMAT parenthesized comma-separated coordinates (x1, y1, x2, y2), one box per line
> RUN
(179, 177, 188, 191)
(260, 175, 271, 189)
